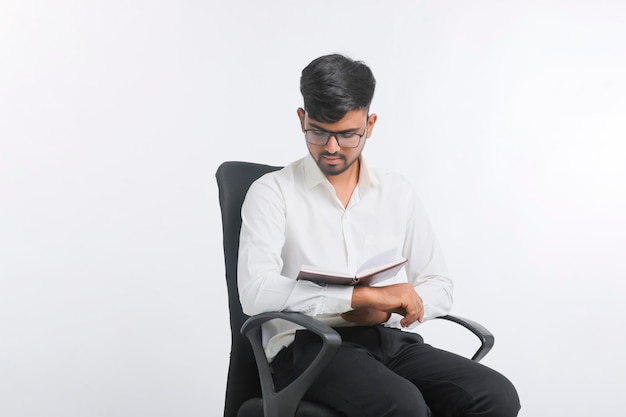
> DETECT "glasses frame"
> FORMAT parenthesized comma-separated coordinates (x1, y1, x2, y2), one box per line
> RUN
(303, 118, 369, 149)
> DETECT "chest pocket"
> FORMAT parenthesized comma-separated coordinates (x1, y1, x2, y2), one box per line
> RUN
(363, 234, 402, 258)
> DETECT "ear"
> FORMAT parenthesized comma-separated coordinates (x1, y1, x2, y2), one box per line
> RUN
(297, 108, 306, 132)
(365, 113, 378, 139)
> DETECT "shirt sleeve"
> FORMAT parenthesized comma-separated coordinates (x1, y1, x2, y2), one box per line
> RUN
(402, 184, 454, 323)
(237, 176, 354, 317)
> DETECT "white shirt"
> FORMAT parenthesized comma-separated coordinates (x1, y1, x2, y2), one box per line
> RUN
(238, 155, 453, 360)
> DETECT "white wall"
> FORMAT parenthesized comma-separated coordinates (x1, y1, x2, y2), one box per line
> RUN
(1, 1, 624, 416)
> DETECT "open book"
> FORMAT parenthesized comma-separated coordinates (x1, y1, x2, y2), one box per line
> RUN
(296, 249, 407, 286)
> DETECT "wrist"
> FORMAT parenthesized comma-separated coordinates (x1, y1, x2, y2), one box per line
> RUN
(351, 286, 373, 308)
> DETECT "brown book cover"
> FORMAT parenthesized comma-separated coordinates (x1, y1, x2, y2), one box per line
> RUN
(297, 250, 407, 286)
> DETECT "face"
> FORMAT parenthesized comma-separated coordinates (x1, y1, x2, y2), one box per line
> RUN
(297, 108, 377, 177)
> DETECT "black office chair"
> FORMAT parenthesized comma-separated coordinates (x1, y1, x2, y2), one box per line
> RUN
(216, 161, 495, 417)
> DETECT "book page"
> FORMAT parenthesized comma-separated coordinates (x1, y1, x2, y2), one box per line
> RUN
(297, 249, 406, 286)
(356, 249, 401, 274)
(355, 260, 407, 285)
(298, 264, 353, 279)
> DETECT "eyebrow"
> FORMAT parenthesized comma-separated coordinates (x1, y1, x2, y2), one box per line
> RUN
(306, 121, 361, 134)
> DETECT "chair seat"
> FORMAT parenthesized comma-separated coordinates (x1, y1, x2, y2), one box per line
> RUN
(238, 398, 344, 417)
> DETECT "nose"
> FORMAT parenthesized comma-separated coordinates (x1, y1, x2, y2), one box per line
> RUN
(324, 134, 341, 153)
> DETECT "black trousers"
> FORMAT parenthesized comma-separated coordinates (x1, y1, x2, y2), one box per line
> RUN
(272, 326, 520, 417)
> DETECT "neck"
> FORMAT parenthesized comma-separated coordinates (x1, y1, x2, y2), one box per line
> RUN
(327, 159, 360, 207)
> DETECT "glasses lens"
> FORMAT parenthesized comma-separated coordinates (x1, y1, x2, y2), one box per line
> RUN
(337, 134, 360, 148)
(305, 131, 330, 146)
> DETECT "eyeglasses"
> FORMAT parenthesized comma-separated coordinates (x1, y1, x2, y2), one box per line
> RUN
(303, 122, 368, 148)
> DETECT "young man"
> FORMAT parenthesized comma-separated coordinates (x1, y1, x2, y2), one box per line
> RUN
(238, 54, 520, 417)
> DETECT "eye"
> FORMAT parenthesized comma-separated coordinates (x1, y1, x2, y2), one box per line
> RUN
(339, 133, 357, 139)
(311, 130, 327, 137)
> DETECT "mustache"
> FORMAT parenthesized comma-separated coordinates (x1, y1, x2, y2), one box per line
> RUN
(320, 152, 345, 159)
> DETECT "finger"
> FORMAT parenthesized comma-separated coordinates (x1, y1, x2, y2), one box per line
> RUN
(417, 306, 424, 322)
(401, 297, 426, 327)
(400, 315, 417, 328)
(399, 308, 419, 327)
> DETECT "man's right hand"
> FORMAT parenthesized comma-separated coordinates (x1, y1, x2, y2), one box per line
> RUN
(351, 283, 424, 328)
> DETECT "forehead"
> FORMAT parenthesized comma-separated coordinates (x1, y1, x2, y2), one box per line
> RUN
(305, 109, 368, 130)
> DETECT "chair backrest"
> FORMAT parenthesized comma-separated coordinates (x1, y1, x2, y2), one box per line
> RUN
(216, 161, 282, 417)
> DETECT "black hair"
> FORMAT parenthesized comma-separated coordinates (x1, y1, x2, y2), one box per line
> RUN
(300, 54, 376, 123)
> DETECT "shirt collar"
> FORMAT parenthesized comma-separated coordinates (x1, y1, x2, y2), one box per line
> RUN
(302, 154, 381, 194)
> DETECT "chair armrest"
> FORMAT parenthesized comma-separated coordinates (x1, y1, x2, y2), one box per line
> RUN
(241, 312, 341, 417)
(435, 315, 495, 362)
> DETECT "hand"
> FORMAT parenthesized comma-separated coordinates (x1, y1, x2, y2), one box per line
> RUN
(352, 283, 424, 328)
(342, 307, 391, 326)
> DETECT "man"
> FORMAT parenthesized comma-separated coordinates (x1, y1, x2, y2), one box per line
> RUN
(238, 53, 520, 417)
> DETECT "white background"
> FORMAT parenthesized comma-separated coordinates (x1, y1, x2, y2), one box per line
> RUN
(1, 1, 625, 416)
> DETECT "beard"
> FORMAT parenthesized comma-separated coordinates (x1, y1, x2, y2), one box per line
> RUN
(314, 152, 358, 176)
